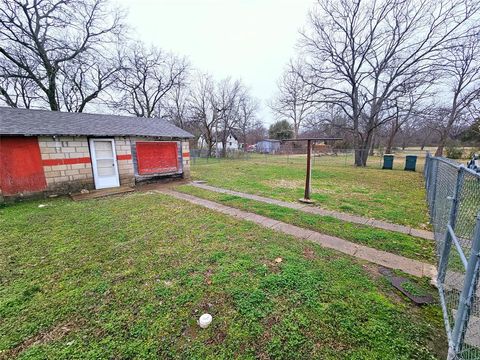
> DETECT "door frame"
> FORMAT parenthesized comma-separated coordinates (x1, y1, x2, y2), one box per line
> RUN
(89, 138, 120, 189)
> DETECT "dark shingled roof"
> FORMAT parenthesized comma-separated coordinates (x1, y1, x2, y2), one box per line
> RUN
(0, 107, 193, 138)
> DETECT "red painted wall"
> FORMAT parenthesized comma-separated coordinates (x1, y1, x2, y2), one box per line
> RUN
(136, 142, 178, 175)
(0, 136, 47, 196)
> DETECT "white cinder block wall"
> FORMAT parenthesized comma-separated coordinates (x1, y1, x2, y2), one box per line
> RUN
(37, 136, 189, 194)
(114, 137, 135, 186)
(38, 136, 94, 192)
(182, 140, 190, 178)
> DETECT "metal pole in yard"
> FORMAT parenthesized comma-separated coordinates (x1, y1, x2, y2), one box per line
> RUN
(431, 160, 439, 218)
(304, 139, 312, 201)
(281, 137, 342, 203)
(313, 143, 316, 167)
(450, 212, 480, 358)
(424, 154, 429, 187)
(438, 167, 465, 283)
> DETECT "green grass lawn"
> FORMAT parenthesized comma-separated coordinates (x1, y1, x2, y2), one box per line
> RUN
(176, 185, 435, 263)
(190, 154, 430, 228)
(0, 193, 446, 359)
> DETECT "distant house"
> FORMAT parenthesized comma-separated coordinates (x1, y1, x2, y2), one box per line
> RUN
(218, 132, 240, 151)
(0, 107, 193, 201)
(256, 139, 281, 154)
(197, 131, 240, 152)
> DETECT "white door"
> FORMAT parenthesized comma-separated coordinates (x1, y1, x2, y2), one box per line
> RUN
(89, 138, 120, 189)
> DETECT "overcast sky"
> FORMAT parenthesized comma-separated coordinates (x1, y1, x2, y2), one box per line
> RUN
(117, 0, 315, 125)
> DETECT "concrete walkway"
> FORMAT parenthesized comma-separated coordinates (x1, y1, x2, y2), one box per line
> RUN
(190, 182, 434, 241)
(160, 189, 437, 280)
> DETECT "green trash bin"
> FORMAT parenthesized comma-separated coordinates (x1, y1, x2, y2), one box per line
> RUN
(383, 154, 394, 169)
(405, 155, 417, 171)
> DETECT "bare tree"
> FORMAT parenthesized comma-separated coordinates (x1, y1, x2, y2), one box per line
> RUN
(214, 78, 244, 157)
(59, 54, 122, 112)
(189, 73, 218, 157)
(237, 93, 259, 151)
(246, 121, 267, 145)
(384, 103, 413, 154)
(0, 0, 124, 111)
(188, 74, 255, 157)
(384, 86, 433, 153)
(301, 0, 479, 166)
(114, 43, 189, 118)
(434, 32, 480, 156)
(270, 60, 316, 139)
(0, 61, 39, 108)
(163, 83, 191, 129)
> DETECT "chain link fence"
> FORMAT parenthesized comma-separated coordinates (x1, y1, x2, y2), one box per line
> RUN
(191, 148, 430, 169)
(424, 154, 480, 359)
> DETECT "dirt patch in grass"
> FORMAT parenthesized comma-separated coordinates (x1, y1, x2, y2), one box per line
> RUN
(3, 319, 83, 359)
(360, 263, 385, 280)
(263, 314, 281, 328)
(204, 268, 214, 285)
(256, 315, 281, 359)
(263, 179, 303, 190)
(205, 329, 227, 346)
(303, 247, 316, 260)
(263, 259, 282, 273)
(181, 323, 200, 341)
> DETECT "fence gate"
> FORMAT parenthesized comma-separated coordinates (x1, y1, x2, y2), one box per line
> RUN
(424, 154, 480, 359)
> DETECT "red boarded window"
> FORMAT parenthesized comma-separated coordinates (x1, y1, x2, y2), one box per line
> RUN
(136, 142, 178, 175)
(0, 136, 47, 195)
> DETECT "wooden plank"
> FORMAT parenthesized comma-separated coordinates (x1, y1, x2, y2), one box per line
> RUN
(70, 186, 134, 201)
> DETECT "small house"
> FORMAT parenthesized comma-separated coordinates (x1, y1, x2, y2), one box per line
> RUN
(217, 132, 240, 151)
(0, 107, 193, 201)
(197, 131, 240, 152)
(256, 139, 281, 154)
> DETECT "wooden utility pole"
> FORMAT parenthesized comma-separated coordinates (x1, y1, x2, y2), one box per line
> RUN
(305, 139, 312, 201)
(282, 138, 342, 203)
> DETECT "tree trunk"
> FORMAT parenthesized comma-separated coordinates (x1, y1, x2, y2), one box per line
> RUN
(436, 122, 454, 157)
(207, 141, 214, 157)
(353, 131, 363, 166)
(222, 139, 227, 158)
(48, 91, 59, 111)
(436, 95, 460, 157)
(420, 133, 430, 151)
(355, 132, 374, 167)
(47, 69, 59, 111)
(294, 124, 299, 139)
(369, 130, 376, 156)
(385, 123, 397, 154)
(355, 144, 368, 167)
(435, 117, 456, 156)
(435, 142, 446, 157)
(354, 145, 369, 167)
(354, 151, 362, 166)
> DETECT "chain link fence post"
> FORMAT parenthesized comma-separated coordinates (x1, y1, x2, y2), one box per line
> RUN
(426, 157, 480, 360)
(438, 167, 464, 284)
(451, 212, 480, 358)
(431, 159, 440, 218)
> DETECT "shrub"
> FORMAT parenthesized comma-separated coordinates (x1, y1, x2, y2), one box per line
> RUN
(445, 145, 463, 159)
